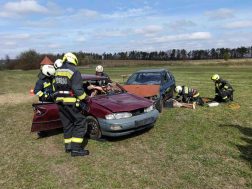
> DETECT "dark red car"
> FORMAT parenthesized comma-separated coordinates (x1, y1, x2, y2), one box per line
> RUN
(31, 74, 159, 139)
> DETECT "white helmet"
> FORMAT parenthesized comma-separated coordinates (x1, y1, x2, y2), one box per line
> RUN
(175, 86, 182, 93)
(42, 65, 55, 77)
(96, 65, 103, 72)
(54, 59, 63, 69)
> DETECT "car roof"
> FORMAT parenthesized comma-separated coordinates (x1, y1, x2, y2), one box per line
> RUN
(81, 74, 107, 81)
(134, 69, 167, 73)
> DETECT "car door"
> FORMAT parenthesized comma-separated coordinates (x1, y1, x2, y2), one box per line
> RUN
(162, 71, 175, 102)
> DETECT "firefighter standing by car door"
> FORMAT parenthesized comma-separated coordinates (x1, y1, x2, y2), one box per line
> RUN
(54, 52, 92, 156)
(175, 85, 204, 106)
(34, 64, 56, 103)
(211, 74, 234, 102)
(34, 64, 56, 137)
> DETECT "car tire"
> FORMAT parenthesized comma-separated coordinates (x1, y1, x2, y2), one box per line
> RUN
(158, 96, 164, 113)
(86, 116, 102, 140)
(37, 131, 46, 138)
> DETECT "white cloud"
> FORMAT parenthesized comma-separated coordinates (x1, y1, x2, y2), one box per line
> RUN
(0, 0, 65, 18)
(93, 32, 127, 40)
(48, 44, 62, 49)
(144, 32, 212, 43)
(102, 6, 155, 20)
(204, 8, 236, 20)
(76, 9, 100, 19)
(66, 8, 74, 13)
(169, 19, 197, 28)
(220, 21, 252, 30)
(5, 41, 16, 46)
(135, 25, 163, 37)
(22, 19, 59, 27)
(3, 33, 30, 39)
(74, 37, 87, 42)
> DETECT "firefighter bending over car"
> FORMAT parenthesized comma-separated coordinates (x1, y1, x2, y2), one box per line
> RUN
(90, 65, 111, 86)
(175, 85, 204, 106)
(34, 64, 56, 103)
(54, 52, 92, 156)
(211, 74, 234, 103)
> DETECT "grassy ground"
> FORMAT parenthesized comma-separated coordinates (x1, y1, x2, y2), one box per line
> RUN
(0, 65, 252, 188)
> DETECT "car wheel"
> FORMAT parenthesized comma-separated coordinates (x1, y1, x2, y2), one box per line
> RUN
(37, 131, 46, 138)
(86, 116, 102, 140)
(158, 96, 164, 113)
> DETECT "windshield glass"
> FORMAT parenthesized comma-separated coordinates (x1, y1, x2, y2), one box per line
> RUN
(126, 72, 161, 85)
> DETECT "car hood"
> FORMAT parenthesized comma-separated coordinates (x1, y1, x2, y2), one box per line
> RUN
(123, 85, 160, 97)
(92, 93, 153, 112)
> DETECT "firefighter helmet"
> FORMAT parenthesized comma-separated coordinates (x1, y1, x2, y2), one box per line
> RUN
(96, 65, 103, 72)
(62, 52, 78, 65)
(211, 74, 220, 80)
(54, 59, 63, 69)
(175, 86, 182, 93)
(42, 65, 55, 77)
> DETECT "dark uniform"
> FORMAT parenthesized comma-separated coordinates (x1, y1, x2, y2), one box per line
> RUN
(178, 86, 204, 105)
(214, 78, 234, 102)
(90, 72, 110, 86)
(54, 61, 92, 155)
(34, 71, 55, 103)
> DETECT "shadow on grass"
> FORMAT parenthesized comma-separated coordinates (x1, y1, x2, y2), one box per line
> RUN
(36, 128, 63, 139)
(219, 124, 252, 167)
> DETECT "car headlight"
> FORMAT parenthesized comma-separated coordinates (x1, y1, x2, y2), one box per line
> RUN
(144, 105, 155, 113)
(105, 112, 132, 120)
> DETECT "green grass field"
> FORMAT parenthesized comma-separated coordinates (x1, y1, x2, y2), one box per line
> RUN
(0, 65, 252, 188)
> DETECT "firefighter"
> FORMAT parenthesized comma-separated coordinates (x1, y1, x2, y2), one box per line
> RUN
(90, 65, 111, 86)
(211, 74, 234, 102)
(54, 52, 92, 156)
(54, 59, 63, 70)
(34, 64, 56, 103)
(175, 85, 204, 106)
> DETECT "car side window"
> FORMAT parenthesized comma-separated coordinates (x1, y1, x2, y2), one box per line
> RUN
(163, 72, 171, 84)
(167, 71, 175, 81)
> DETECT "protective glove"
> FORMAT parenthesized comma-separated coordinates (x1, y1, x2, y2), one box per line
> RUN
(79, 101, 90, 113)
(85, 97, 93, 106)
(48, 92, 57, 100)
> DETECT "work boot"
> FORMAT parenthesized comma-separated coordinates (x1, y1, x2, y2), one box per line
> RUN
(71, 149, 89, 156)
(230, 94, 233, 101)
(65, 149, 71, 153)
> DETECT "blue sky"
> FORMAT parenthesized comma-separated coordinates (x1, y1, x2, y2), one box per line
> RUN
(0, 0, 252, 58)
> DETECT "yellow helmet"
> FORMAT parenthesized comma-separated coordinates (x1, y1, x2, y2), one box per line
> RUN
(63, 52, 78, 65)
(211, 74, 220, 80)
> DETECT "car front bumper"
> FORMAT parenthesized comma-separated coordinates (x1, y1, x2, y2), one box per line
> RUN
(97, 109, 159, 137)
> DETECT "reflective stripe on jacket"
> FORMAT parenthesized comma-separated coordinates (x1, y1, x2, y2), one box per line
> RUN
(54, 62, 90, 105)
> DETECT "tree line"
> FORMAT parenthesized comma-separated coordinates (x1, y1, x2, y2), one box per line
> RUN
(2, 45, 252, 70)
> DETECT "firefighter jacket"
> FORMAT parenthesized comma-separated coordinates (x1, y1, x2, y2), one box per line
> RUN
(54, 62, 90, 105)
(34, 71, 55, 102)
(179, 86, 200, 102)
(215, 78, 233, 97)
(90, 72, 110, 86)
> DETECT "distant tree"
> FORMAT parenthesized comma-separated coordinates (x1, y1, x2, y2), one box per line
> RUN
(5, 54, 11, 64)
(223, 52, 230, 61)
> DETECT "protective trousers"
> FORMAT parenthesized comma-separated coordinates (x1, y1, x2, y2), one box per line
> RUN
(219, 89, 231, 102)
(57, 104, 87, 151)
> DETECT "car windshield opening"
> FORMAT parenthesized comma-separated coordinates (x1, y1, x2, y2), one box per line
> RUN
(126, 72, 161, 85)
(83, 81, 124, 98)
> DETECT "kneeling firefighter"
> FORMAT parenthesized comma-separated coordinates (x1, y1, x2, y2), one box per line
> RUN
(211, 74, 234, 103)
(54, 52, 92, 156)
(175, 85, 204, 106)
